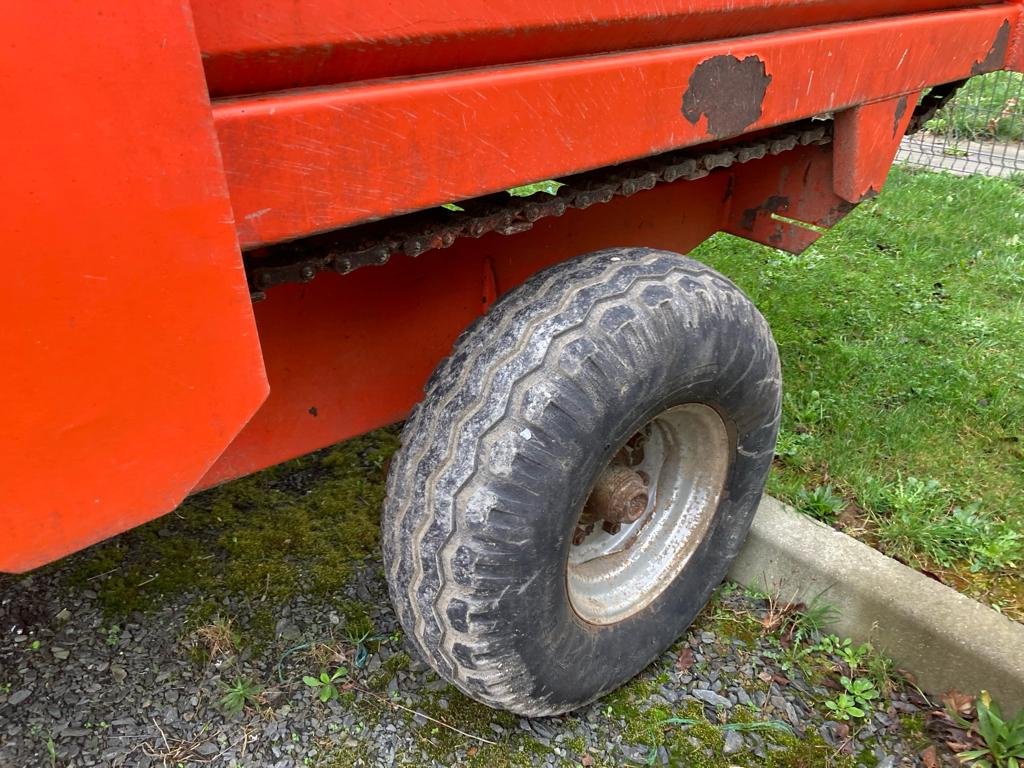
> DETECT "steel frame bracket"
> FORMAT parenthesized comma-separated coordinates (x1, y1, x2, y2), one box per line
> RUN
(723, 143, 854, 254)
(833, 94, 921, 204)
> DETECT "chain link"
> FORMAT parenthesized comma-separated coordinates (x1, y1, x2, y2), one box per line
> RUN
(248, 83, 962, 297)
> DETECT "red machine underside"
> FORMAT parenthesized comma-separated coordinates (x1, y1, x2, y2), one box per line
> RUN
(2, 1, 1022, 571)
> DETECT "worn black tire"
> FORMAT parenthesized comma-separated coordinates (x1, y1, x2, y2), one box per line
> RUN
(381, 248, 780, 716)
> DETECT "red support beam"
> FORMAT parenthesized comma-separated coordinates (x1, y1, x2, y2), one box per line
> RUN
(192, 0, 989, 96)
(212, 5, 1019, 249)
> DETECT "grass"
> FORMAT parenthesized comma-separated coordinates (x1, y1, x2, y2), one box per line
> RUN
(925, 72, 1024, 142)
(691, 166, 1024, 619)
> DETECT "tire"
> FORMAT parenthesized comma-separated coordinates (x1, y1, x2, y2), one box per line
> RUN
(382, 247, 781, 716)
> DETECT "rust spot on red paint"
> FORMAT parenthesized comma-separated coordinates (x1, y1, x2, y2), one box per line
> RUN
(893, 95, 909, 137)
(971, 20, 1011, 75)
(682, 55, 772, 138)
(739, 194, 789, 231)
(859, 186, 881, 203)
(722, 175, 736, 202)
(821, 200, 857, 227)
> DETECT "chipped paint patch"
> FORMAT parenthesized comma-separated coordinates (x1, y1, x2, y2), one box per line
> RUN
(893, 95, 910, 137)
(971, 20, 1011, 75)
(682, 55, 772, 138)
(739, 195, 790, 232)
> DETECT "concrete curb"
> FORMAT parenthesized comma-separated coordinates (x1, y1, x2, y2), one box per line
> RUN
(729, 496, 1024, 711)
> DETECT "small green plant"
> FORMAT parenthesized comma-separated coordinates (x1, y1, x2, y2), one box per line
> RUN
(814, 636, 900, 694)
(774, 430, 814, 463)
(790, 595, 840, 646)
(817, 637, 871, 670)
(219, 677, 263, 715)
(968, 526, 1023, 574)
(303, 667, 348, 703)
(865, 651, 900, 696)
(507, 180, 563, 197)
(823, 676, 879, 721)
(841, 676, 880, 710)
(796, 485, 846, 523)
(955, 691, 1024, 768)
(815, 635, 847, 654)
(838, 644, 869, 669)
(868, 476, 1022, 573)
(785, 389, 830, 430)
(347, 625, 374, 668)
(46, 737, 56, 768)
(825, 693, 866, 721)
(771, 643, 814, 675)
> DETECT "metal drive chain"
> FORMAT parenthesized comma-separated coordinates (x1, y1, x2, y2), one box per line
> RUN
(247, 82, 962, 297)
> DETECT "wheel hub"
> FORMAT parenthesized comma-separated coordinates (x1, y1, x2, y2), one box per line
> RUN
(567, 404, 731, 625)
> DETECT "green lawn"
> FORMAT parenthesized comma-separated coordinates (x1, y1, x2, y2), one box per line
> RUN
(692, 168, 1024, 619)
(926, 71, 1024, 142)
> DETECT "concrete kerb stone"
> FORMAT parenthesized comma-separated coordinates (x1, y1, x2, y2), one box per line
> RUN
(729, 495, 1024, 711)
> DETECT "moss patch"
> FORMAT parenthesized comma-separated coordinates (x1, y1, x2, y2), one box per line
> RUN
(59, 429, 400, 637)
(661, 700, 856, 768)
(708, 610, 762, 648)
(898, 712, 930, 752)
(410, 685, 529, 765)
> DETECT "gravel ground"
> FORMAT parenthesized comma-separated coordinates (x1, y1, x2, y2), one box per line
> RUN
(2, 557, 958, 768)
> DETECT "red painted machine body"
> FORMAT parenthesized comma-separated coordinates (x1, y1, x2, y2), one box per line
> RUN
(2, 1, 1022, 572)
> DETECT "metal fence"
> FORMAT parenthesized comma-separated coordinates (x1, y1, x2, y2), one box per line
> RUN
(898, 71, 1024, 177)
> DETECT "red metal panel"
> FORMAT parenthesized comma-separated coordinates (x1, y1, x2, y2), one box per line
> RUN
(192, 0, 989, 96)
(1007, 4, 1024, 71)
(214, 5, 1018, 249)
(0, 3, 268, 572)
(198, 168, 733, 487)
(724, 143, 851, 253)
(834, 95, 922, 203)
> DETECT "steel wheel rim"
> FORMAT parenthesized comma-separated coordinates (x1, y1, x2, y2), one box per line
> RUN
(566, 403, 731, 625)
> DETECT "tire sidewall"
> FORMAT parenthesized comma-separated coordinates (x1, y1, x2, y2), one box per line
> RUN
(466, 265, 779, 711)
(384, 248, 781, 716)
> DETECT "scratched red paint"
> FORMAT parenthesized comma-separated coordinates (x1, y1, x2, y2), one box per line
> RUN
(213, 5, 1019, 248)
(192, 0, 990, 96)
(0, 2, 268, 572)
(834, 95, 921, 203)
